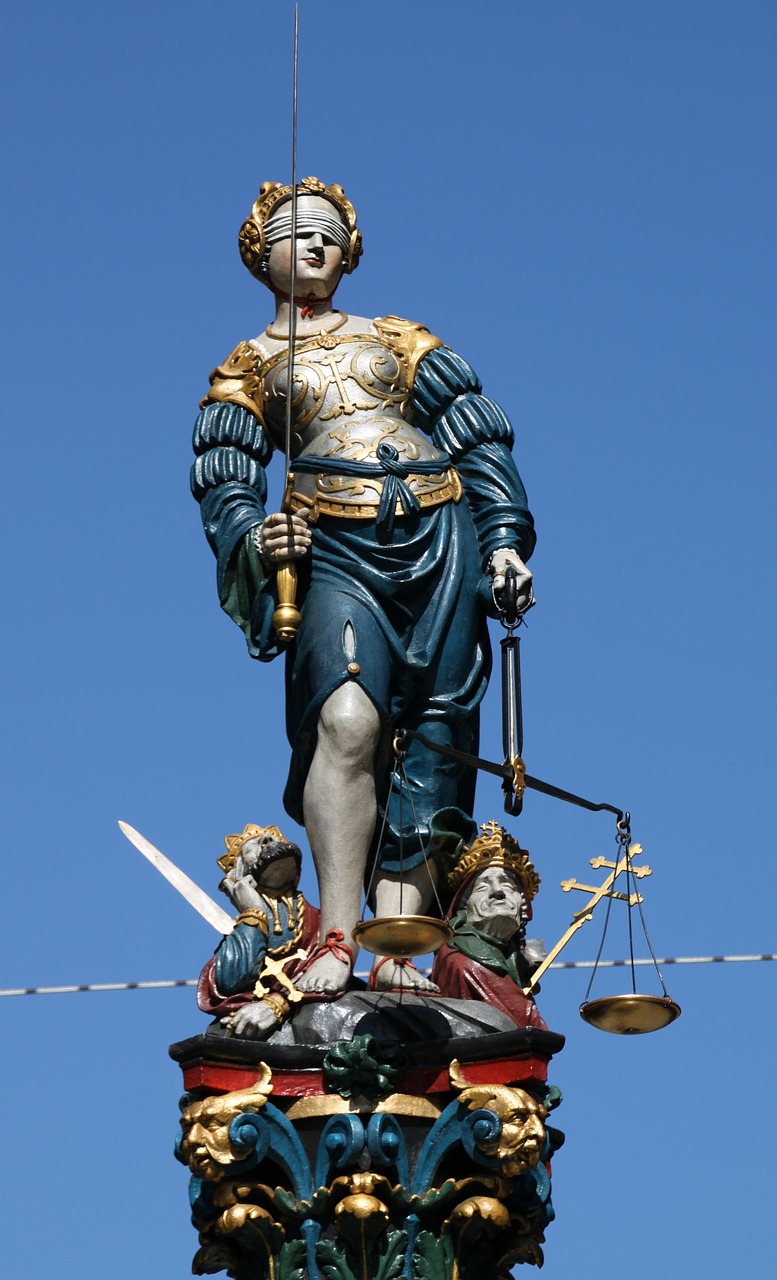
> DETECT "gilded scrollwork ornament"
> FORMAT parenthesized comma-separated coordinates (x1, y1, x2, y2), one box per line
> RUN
(178, 1065, 273, 1181)
(175, 1045, 561, 1278)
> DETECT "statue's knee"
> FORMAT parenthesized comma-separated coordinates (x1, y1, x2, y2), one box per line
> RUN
(317, 685, 380, 765)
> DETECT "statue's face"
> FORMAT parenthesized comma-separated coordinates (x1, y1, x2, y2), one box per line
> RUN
(456, 1078, 548, 1176)
(180, 1100, 239, 1181)
(465, 866, 524, 941)
(268, 194, 346, 299)
(254, 854, 299, 893)
(237, 838, 299, 893)
(179, 1069, 272, 1182)
(499, 1094, 547, 1174)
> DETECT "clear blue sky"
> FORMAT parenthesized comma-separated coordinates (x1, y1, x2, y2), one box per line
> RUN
(2, 2, 775, 1276)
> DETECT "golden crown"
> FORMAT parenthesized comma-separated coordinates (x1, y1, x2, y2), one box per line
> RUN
(217, 823, 286, 874)
(238, 175, 363, 281)
(447, 819, 540, 901)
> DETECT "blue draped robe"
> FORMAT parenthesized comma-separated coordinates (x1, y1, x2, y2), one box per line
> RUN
(191, 343, 535, 873)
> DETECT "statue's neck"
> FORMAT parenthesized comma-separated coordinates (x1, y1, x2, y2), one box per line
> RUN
(271, 290, 341, 338)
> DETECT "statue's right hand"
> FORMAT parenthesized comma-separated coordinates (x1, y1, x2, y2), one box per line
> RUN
(256, 511, 312, 567)
(222, 1002, 278, 1039)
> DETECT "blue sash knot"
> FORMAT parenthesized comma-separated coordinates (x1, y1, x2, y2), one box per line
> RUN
(292, 443, 451, 537)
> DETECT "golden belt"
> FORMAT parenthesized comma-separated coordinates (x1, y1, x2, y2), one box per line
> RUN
(287, 445, 461, 531)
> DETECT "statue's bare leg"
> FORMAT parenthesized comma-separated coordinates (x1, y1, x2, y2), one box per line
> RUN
(299, 682, 381, 994)
(370, 864, 440, 992)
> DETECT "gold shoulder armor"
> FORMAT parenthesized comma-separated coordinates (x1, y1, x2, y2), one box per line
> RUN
(199, 340, 266, 424)
(233, 908, 270, 936)
(373, 315, 443, 390)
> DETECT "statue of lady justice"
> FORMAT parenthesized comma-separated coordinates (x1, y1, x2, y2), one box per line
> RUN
(191, 177, 535, 999)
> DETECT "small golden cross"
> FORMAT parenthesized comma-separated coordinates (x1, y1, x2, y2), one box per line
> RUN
(524, 844, 650, 995)
(253, 949, 308, 1004)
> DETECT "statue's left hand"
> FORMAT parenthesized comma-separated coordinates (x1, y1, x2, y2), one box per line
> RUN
(488, 548, 533, 613)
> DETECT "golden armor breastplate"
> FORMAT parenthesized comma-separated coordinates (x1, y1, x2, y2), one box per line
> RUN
(202, 320, 461, 519)
(263, 332, 459, 518)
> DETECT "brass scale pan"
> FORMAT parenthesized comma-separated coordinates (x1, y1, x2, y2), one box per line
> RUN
(580, 994, 681, 1035)
(355, 921, 682, 1035)
(353, 916, 453, 959)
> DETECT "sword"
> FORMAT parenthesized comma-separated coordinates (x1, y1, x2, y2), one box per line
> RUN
(118, 821, 235, 935)
(272, 3, 302, 644)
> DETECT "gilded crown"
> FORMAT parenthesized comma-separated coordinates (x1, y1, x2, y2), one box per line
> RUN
(447, 819, 540, 901)
(217, 823, 286, 874)
(238, 175, 363, 281)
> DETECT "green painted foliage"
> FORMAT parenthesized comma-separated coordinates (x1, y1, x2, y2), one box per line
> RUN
(323, 1034, 408, 1100)
(316, 1237, 356, 1280)
(276, 1239, 308, 1280)
(372, 1228, 408, 1280)
(413, 1230, 454, 1280)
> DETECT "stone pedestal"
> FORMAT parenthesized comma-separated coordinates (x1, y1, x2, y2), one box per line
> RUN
(171, 997, 564, 1279)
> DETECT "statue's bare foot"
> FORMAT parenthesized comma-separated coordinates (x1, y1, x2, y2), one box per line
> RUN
(295, 952, 352, 995)
(369, 957, 440, 993)
(294, 929, 355, 997)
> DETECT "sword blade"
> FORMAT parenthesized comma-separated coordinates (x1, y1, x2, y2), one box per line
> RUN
(284, 3, 300, 495)
(118, 821, 234, 935)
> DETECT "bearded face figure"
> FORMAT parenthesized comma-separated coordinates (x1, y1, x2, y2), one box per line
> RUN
(496, 1091, 547, 1175)
(462, 865, 527, 943)
(179, 1096, 250, 1182)
(452, 1068, 549, 1177)
(219, 828, 302, 912)
(178, 1070, 272, 1181)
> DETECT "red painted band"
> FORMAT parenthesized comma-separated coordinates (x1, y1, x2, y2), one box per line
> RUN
(181, 1053, 550, 1099)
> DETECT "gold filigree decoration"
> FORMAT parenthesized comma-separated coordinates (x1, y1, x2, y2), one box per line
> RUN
(449, 1060, 547, 1176)
(331, 1175, 392, 1230)
(447, 820, 540, 901)
(284, 1092, 442, 1120)
(289, 475, 460, 520)
(451, 1196, 511, 1224)
(239, 176, 363, 281)
(215, 1202, 286, 1249)
(260, 336, 407, 435)
(179, 1066, 273, 1182)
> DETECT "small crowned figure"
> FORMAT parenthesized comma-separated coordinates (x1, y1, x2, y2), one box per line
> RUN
(430, 821, 547, 1030)
(198, 824, 319, 1039)
(192, 178, 536, 998)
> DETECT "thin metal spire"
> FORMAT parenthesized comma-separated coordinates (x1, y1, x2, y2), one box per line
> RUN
(283, 3, 299, 495)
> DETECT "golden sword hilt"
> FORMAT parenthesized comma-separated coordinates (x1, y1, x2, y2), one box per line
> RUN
(272, 563, 301, 643)
(271, 472, 303, 643)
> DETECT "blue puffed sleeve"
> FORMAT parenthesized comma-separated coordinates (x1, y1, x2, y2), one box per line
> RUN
(412, 347, 535, 565)
(213, 922, 267, 995)
(191, 402, 280, 657)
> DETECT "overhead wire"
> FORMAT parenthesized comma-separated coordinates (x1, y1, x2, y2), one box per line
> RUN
(2, 953, 775, 997)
